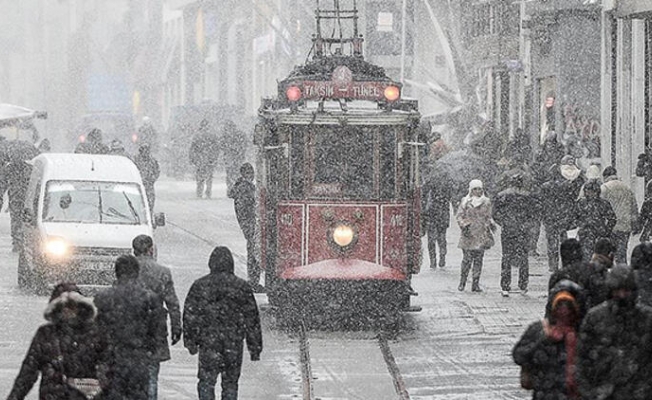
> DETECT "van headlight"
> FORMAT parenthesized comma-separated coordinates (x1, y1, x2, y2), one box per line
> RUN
(44, 237, 70, 258)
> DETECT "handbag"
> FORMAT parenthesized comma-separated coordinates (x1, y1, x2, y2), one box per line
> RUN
(54, 337, 102, 399)
(520, 366, 533, 390)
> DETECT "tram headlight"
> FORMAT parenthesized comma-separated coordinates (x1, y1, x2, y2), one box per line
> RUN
(332, 224, 355, 248)
(384, 85, 400, 102)
(286, 86, 302, 102)
(44, 236, 70, 258)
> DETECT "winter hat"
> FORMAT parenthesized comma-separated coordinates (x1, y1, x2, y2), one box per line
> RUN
(49, 282, 81, 303)
(605, 266, 637, 292)
(560, 155, 576, 166)
(631, 242, 652, 271)
(209, 246, 235, 274)
(552, 291, 579, 313)
(586, 165, 601, 180)
(45, 282, 96, 322)
(115, 254, 140, 279)
(602, 166, 617, 178)
(468, 179, 483, 191)
(560, 239, 583, 264)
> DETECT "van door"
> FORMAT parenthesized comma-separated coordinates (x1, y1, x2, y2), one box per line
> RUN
(22, 163, 42, 269)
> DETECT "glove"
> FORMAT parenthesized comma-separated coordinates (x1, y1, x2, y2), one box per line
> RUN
(250, 352, 260, 361)
(171, 328, 182, 345)
(186, 344, 198, 355)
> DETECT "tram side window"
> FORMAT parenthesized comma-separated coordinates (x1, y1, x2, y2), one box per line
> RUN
(290, 130, 305, 198)
(380, 129, 396, 199)
(311, 128, 374, 199)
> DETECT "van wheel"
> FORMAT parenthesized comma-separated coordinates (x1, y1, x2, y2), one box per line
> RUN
(17, 251, 33, 290)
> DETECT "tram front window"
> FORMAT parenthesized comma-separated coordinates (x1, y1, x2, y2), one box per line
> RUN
(311, 128, 374, 199)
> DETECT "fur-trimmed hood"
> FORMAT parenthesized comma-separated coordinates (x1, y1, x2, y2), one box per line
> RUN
(44, 291, 97, 323)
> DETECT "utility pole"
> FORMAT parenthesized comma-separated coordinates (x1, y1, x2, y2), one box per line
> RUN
(400, 0, 407, 83)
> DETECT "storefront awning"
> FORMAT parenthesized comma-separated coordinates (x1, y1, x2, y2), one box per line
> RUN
(614, 0, 652, 18)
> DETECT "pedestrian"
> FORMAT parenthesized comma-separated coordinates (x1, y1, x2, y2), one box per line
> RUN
(532, 131, 565, 186)
(75, 128, 110, 154)
(539, 155, 585, 272)
(636, 180, 652, 242)
(421, 164, 453, 269)
(635, 146, 652, 184)
(132, 234, 182, 400)
(37, 138, 51, 153)
(138, 117, 159, 151)
(513, 280, 584, 399)
(455, 179, 495, 292)
(631, 241, 652, 307)
(549, 239, 586, 291)
(183, 246, 263, 400)
(601, 166, 639, 264)
(222, 120, 247, 192)
(493, 174, 538, 296)
(134, 144, 161, 213)
(577, 266, 652, 399)
(582, 237, 614, 310)
(94, 255, 161, 400)
(108, 139, 131, 159)
(0, 140, 40, 252)
(7, 282, 110, 400)
(227, 163, 262, 291)
(577, 163, 602, 199)
(189, 119, 221, 199)
(574, 180, 617, 261)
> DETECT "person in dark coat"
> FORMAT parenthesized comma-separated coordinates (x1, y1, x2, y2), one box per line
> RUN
(636, 180, 652, 242)
(222, 120, 247, 192)
(132, 235, 182, 400)
(601, 166, 639, 264)
(183, 246, 263, 400)
(574, 180, 617, 261)
(421, 164, 454, 269)
(189, 119, 221, 199)
(548, 239, 586, 291)
(108, 139, 131, 159)
(74, 128, 110, 155)
(94, 255, 161, 400)
(577, 266, 652, 399)
(583, 238, 614, 310)
(227, 163, 261, 291)
(631, 242, 652, 307)
(513, 280, 584, 400)
(137, 117, 158, 151)
(0, 140, 40, 252)
(539, 155, 586, 272)
(493, 174, 539, 296)
(532, 132, 566, 186)
(134, 144, 161, 213)
(8, 283, 110, 400)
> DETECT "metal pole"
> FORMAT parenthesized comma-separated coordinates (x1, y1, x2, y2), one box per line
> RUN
(400, 0, 407, 83)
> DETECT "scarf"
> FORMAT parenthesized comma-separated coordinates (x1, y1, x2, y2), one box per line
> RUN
(461, 194, 489, 208)
(561, 165, 581, 181)
(542, 318, 579, 399)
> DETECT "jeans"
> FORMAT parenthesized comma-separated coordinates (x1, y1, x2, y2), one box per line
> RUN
(427, 223, 447, 268)
(545, 225, 567, 271)
(196, 166, 214, 198)
(246, 238, 260, 285)
(500, 230, 529, 291)
(612, 231, 630, 265)
(147, 362, 160, 400)
(460, 249, 484, 283)
(197, 343, 243, 400)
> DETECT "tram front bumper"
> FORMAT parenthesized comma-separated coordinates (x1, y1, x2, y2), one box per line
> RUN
(279, 258, 406, 281)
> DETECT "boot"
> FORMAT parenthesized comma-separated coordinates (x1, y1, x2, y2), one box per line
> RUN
(458, 275, 467, 291)
(472, 278, 483, 292)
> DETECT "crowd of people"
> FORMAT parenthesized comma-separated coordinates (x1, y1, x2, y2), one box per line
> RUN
(7, 236, 262, 400)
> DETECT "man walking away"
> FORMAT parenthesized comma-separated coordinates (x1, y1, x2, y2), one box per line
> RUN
(421, 164, 453, 269)
(183, 246, 262, 400)
(601, 166, 639, 264)
(134, 144, 161, 213)
(574, 180, 617, 261)
(190, 119, 221, 199)
(94, 255, 162, 400)
(133, 235, 182, 400)
(227, 163, 262, 292)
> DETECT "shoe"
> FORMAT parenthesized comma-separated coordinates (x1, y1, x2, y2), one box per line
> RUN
(438, 259, 446, 269)
(458, 283, 465, 291)
(472, 285, 483, 292)
(501, 290, 510, 297)
(520, 288, 528, 295)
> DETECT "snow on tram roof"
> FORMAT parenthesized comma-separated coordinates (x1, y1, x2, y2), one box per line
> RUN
(33, 153, 143, 183)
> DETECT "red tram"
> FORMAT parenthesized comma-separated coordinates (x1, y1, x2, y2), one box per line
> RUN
(255, 2, 422, 319)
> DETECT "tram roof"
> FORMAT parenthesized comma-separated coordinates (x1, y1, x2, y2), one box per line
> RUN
(258, 99, 420, 126)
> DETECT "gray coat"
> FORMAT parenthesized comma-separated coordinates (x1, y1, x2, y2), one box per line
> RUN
(456, 196, 494, 250)
(136, 255, 182, 362)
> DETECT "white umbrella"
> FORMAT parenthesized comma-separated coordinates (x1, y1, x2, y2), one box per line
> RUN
(0, 104, 47, 128)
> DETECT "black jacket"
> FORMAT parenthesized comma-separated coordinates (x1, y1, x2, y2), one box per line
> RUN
(183, 248, 262, 358)
(8, 292, 110, 400)
(189, 130, 220, 168)
(421, 169, 454, 229)
(540, 172, 586, 230)
(493, 188, 539, 234)
(574, 197, 617, 242)
(228, 177, 257, 240)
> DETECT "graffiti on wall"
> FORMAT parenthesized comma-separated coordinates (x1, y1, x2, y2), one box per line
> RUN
(561, 102, 601, 160)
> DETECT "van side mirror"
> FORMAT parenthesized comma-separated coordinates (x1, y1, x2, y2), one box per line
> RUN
(22, 208, 34, 224)
(154, 212, 166, 228)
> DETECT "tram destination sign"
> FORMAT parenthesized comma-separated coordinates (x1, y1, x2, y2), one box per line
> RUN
(300, 80, 392, 101)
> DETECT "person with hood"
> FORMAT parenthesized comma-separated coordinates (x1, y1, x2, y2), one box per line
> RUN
(540, 155, 586, 272)
(513, 280, 584, 400)
(8, 283, 110, 400)
(574, 180, 617, 261)
(493, 174, 539, 296)
(190, 119, 221, 199)
(631, 242, 652, 307)
(637, 180, 652, 242)
(577, 266, 652, 399)
(94, 255, 161, 400)
(601, 166, 639, 264)
(227, 163, 262, 291)
(134, 144, 160, 213)
(74, 128, 110, 155)
(548, 239, 587, 292)
(533, 132, 565, 186)
(421, 163, 454, 269)
(132, 235, 182, 400)
(183, 246, 262, 400)
(455, 179, 495, 292)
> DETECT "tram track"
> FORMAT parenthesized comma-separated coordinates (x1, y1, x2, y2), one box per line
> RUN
(297, 323, 411, 400)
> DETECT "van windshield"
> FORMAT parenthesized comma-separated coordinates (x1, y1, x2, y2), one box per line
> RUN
(43, 181, 148, 225)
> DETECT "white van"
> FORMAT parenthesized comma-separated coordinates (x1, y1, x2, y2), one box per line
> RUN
(18, 153, 165, 292)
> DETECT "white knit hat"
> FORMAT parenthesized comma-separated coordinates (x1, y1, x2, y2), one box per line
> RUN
(469, 179, 483, 191)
